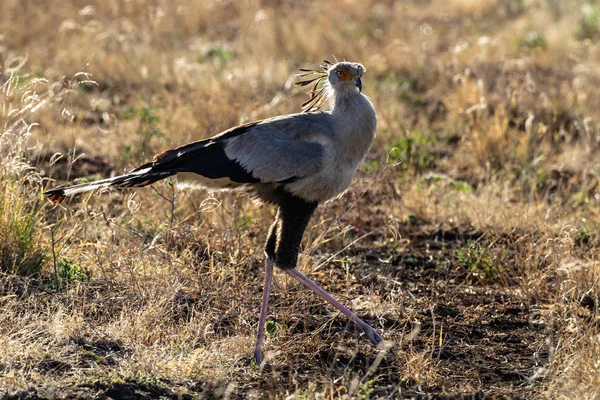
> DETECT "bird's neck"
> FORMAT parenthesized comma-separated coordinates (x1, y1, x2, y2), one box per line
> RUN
(329, 90, 377, 139)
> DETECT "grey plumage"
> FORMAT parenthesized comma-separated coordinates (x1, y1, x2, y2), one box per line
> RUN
(46, 61, 375, 206)
(45, 61, 382, 364)
(223, 115, 328, 184)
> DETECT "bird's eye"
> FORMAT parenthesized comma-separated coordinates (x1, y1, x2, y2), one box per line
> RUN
(336, 71, 344, 78)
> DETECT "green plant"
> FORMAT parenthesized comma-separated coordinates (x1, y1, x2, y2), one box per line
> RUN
(237, 213, 255, 231)
(578, 3, 600, 39)
(123, 106, 163, 162)
(362, 160, 379, 173)
(266, 320, 280, 336)
(196, 45, 235, 67)
(50, 258, 86, 288)
(416, 172, 472, 193)
(517, 31, 547, 50)
(576, 228, 593, 246)
(454, 241, 500, 282)
(388, 132, 437, 172)
(0, 179, 45, 277)
(357, 379, 375, 399)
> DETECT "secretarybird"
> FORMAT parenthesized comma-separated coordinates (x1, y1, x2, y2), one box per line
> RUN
(46, 60, 383, 364)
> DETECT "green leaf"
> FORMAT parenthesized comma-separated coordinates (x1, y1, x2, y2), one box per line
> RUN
(266, 320, 280, 335)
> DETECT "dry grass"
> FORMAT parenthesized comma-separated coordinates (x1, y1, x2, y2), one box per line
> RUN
(2, 0, 600, 399)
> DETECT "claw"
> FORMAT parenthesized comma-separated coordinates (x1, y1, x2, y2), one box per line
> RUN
(367, 329, 384, 345)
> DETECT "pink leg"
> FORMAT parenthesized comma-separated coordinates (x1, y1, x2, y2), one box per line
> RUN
(253, 258, 275, 364)
(283, 268, 383, 345)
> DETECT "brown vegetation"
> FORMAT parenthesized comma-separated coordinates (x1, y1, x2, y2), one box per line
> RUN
(1, 0, 600, 398)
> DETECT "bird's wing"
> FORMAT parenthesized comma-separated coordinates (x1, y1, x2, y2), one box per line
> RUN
(146, 115, 329, 184)
(143, 121, 261, 183)
(223, 118, 329, 183)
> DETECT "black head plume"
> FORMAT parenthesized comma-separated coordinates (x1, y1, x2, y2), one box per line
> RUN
(295, 60, 332, 113)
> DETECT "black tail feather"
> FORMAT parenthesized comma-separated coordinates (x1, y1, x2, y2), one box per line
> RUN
(45, 168, 175, 205)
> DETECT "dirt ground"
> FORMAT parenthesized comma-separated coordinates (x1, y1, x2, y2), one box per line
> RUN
(1, 224, 556, 399)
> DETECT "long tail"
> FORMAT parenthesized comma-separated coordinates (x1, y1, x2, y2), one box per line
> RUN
(45, 164, 175, 205)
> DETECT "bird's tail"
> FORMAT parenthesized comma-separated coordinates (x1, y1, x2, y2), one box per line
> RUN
(45, 164, 175, 205)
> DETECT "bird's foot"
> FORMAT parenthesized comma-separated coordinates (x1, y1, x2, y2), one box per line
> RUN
(366, 328, 384, 346)
(253, 350, 263, 366)
(239, 353, 268, 369)
(241, 351, 276, 371)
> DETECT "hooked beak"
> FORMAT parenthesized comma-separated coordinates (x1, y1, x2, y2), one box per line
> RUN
(354, 76, 362, 92)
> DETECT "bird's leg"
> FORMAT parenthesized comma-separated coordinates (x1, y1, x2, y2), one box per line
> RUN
(283, 268, 383, 345)
(271, 190, 381, 343)
(253, 257, 275, 364)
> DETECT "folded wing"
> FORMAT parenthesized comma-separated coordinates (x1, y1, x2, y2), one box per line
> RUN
(149, 115, 328, 184)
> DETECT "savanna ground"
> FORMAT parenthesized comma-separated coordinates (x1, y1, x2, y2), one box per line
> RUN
(1, 0, 600, 398)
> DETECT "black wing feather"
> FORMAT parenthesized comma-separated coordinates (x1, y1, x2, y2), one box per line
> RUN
(140, 122, 260, 183)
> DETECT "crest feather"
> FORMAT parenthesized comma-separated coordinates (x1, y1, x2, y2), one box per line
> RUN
(295, 60, 333, 113)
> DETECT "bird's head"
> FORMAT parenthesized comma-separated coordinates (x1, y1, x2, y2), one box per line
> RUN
(327, 62, 364, 93)
(295, 60, 366, 112)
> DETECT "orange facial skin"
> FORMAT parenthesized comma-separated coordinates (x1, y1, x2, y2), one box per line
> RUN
(336, 69, 351, 80)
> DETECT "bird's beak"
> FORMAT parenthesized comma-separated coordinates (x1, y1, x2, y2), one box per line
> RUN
(354, 76, 362, 92)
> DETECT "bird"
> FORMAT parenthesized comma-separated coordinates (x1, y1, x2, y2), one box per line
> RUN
(45, 60, 383, 364)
